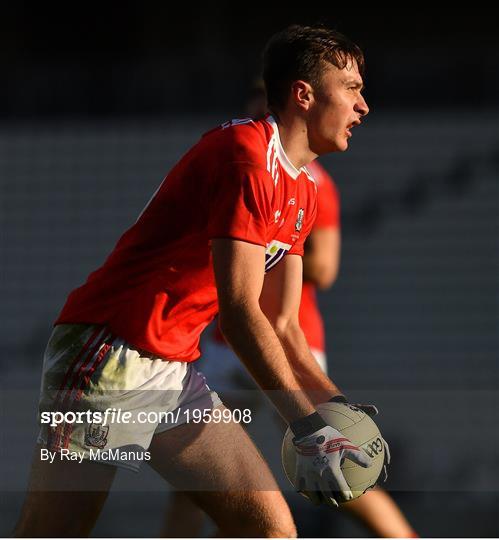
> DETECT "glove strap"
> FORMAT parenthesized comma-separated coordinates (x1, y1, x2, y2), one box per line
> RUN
(290, 411, 327, 439)
(328, 394, 348, 404)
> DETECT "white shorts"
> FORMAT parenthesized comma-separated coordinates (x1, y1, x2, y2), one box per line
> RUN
(37, 324, 222, 472)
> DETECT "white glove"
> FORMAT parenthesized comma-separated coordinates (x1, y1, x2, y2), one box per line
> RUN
(329, 396, 391, 484)
(293, 424, 372, 507)
(345, 401, 390, 483)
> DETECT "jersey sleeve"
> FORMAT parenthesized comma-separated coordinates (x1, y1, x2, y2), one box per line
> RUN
(207, 162, 274, 247)
(314, 174, 340, 229)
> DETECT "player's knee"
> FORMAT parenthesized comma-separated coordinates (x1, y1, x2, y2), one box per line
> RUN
(221, 520, 297, 539)
(220, 502, 296, 538)
(265, 521, 297, 538)
(256, 509, 297, 538)
(263, 495, 296, 538)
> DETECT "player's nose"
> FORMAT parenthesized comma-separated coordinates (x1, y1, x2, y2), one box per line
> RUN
(355, 94, 369, 118)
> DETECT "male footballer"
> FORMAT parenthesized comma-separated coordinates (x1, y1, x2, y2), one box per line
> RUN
(15, 25, 376, 537)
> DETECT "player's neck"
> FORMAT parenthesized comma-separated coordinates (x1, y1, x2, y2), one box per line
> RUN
(273, 112, 318, 169)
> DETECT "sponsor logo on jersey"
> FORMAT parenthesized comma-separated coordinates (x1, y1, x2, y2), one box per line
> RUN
(265, 239, 292, 272)
(85, 423, 109, 449)
(295, 208, 304, 232)
(288, 198, 296, 205)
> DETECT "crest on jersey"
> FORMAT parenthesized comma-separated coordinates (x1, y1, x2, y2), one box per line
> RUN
(85, 423, 109, 449)
(295, 208, 304, 232)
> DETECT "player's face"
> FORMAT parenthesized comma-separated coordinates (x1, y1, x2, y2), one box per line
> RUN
(308, 59, 369, 154)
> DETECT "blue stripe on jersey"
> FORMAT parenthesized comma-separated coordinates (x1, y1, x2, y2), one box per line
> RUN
(265, 248, 286, 272)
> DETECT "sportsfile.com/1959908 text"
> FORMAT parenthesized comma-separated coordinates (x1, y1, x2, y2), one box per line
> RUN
(39, 407, 252, 427)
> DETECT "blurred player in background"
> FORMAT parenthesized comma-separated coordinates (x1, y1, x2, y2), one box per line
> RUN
(161, 83, 417, 538)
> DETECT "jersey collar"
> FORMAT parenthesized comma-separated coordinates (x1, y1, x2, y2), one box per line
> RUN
(266, 115, 304, 180)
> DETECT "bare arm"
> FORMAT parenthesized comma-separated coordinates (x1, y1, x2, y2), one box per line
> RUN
(259, 252, 342, 404)
(211, 238, 316, 423)
(302, 227, 341, 289)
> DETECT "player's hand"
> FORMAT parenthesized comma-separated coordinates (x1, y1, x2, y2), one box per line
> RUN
(329, 394, 378, 417)
(379, 435, 390, 483)
(329, 395, 390, 484)
(351, 402, 379, 416)
(292, 424, 372, 507)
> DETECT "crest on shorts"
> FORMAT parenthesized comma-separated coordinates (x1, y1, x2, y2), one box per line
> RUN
(85, 423, 109, 448)
(295, 208, 304, 232)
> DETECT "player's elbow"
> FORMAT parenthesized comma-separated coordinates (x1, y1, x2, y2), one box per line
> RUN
(314, 264, 339, 290)
(304, 254, 339, 290)
(273, 315, 291, 337)
(272, 315, 300, 341)
(316, 278, 332, 290)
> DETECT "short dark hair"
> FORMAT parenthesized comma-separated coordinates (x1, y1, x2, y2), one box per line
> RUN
(263, 25, 365, 112)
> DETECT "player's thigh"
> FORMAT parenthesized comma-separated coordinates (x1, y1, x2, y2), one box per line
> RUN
(148, 406, 296, 537)
(15, 444, 116, 537)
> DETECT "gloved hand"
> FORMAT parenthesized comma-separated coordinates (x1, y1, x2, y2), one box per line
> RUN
(329, 395, 390, 483)
(291, 413, 372, 507)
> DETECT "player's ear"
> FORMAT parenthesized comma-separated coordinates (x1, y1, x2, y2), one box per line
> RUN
(291, 80, 314, 111)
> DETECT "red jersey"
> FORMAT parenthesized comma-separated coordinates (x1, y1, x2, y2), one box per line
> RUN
(298, 160, 340, 353)
(56, 116, 317, 361)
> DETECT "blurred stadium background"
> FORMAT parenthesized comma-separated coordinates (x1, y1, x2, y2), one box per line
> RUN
(1, 4, 498, 537)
